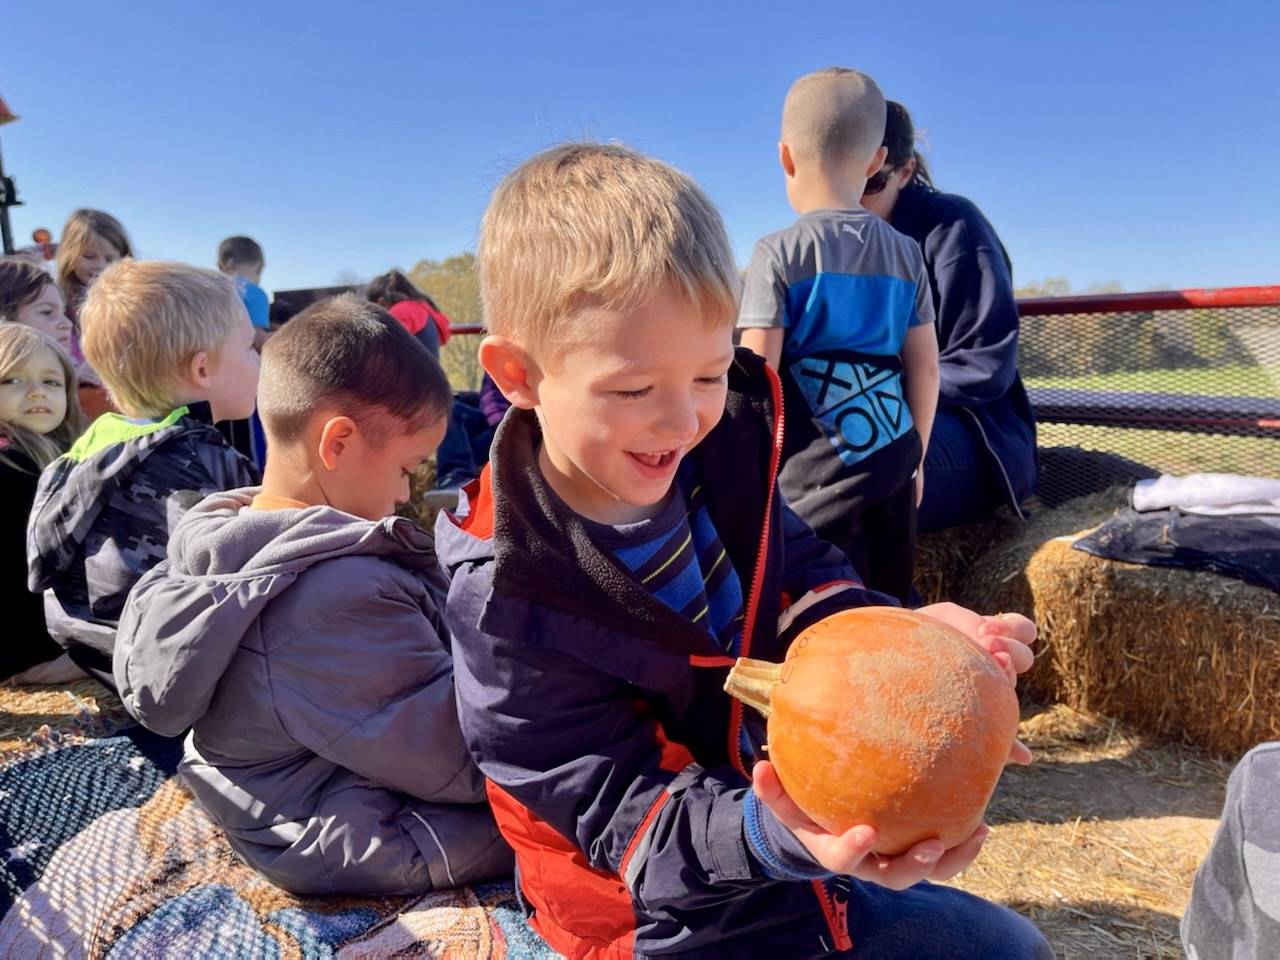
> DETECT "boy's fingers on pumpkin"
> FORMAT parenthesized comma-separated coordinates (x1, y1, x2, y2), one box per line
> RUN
(752, 762, 818, 832)
(994, 652, 1019, 687)
(854, 839, 945, 891)
(1002, 639, 1036, 675)
(982, 613, 1037, 645)
(928, 824, 990, 881)
(818, 824, 878, 873)
(976, 631, 1007, 654)
(1007, 739, 1034, 766)
(979, 633, 1034, 677)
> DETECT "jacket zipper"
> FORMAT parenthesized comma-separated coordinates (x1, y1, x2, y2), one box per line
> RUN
(962, 407, 1027, 521)
(727, 364, 852, 954)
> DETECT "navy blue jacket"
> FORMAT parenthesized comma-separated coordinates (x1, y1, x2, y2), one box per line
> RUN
(890, 181, 1038, 509)
(437, 350, 895, 958)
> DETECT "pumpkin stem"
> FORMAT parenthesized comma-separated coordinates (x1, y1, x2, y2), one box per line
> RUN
(724, 657, 784, 718)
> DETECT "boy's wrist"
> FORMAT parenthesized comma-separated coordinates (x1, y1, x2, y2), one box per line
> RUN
(743, 790, 832, 881)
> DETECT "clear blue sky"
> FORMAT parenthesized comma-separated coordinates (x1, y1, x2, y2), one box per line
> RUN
(4, 1, 1278, 294)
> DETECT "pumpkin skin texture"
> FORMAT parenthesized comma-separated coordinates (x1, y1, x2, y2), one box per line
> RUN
(726, 606, 1020, 856)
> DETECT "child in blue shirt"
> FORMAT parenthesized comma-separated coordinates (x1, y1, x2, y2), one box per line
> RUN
(217, 235, 270, 464)
(739, 68, 940, 605)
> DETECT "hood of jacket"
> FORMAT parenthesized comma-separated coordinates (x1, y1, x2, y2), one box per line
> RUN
(28, 403, 221, 589)
(114, 487, 446, 735)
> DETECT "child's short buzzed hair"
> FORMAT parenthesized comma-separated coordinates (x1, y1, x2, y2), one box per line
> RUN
(782, 67, 886, 168)
(218, 235, 264, 271)
(477, 142, 739, 358)
(81, 260, 246, 418)
(257, 293, 452, 445)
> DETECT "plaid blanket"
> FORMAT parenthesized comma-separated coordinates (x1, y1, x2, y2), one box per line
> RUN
(0, 688, 555, 958)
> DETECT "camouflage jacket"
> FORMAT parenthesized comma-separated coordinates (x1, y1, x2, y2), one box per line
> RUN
(26, 402, 259, 660)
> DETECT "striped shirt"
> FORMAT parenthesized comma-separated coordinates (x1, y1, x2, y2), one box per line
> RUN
(590, 464, 745, 653)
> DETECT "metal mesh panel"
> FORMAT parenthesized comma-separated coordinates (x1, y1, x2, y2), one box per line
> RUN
(1020, 302, 1280, 506)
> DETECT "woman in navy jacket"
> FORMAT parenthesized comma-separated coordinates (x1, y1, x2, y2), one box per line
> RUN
(862, 102, 1038, 531)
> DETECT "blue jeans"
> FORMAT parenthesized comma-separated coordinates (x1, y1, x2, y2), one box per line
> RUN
(917, 407, 1005, 534)
(843, 880, 1052, 958)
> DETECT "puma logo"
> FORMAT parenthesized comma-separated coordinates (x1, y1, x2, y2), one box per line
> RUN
(840, 222, 867, 242)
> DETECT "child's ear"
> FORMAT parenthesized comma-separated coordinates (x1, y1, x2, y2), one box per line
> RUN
(316, 415, 358, 471)
(186, 350, 214, 390)
(865, 145, 889, 179)
(778, 142, 796, 178)
(480, 335, 539, 410)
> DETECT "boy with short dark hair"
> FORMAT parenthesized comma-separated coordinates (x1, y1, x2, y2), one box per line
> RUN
(739, 67, 941, 605)
(438, 142, 1049, 957)
(113, 294, 511, 895)
(27, 260, 261, 688)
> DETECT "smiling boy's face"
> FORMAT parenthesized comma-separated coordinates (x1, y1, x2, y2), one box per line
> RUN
(527, 284, 735, 526)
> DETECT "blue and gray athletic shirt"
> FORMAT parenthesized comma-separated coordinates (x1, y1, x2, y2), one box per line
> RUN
(738, 209, 936, 525)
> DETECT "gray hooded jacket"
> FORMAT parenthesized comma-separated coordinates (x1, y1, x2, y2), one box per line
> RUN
(114, 488, 512, 896)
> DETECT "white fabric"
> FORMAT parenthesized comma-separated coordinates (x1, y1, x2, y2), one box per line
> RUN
(1132, 473, 1280, 516)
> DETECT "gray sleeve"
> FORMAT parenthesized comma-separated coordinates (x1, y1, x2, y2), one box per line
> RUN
(1182, 742, 1280, 959)
(271, 590, 486, 804)
(909, 251, 936, 328)
(737, 240, 788, 330)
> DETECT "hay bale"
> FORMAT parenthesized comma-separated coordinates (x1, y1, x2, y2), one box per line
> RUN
(915, 510, 1025, 605)
(953, 489, 1131, 696)
(956, 488, 1280, 758)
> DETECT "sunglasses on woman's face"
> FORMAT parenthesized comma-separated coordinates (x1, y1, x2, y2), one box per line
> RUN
(863, 165, 897, 196)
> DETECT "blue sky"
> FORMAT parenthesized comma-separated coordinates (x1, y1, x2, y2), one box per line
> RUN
(4, 1, 1278, 294)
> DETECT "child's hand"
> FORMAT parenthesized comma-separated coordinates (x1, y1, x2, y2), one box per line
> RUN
(916, 602, 1035, 766)
(917, 602, 1034, 681)
(752, 761, 991, 889)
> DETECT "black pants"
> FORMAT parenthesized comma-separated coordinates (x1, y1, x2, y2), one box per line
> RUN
(812, 472, 917, 607)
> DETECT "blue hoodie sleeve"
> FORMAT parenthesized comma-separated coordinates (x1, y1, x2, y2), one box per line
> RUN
(922, 207, 1022, 408)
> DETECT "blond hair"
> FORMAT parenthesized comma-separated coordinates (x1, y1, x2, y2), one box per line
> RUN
(80, 260, 245, 418)
(0, 325, 86, 472)
(478, 143, 740, 357)
(56, 209, 133, 320)
(781, 67, 886, 168)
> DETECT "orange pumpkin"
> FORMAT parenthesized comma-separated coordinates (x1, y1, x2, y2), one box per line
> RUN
(725, 606, 1019, 855)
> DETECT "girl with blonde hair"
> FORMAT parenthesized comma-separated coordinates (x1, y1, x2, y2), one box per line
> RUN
(0, 325, 87, 683)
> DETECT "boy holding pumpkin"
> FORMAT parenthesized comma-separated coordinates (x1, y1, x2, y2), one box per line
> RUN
(436, 141, 1051, 958)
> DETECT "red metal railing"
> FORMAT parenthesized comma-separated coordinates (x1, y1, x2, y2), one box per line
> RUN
(1018, 283, 1279, 435)
(447, 284, 1280, 335)
(1016, 284, 1280, 317)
